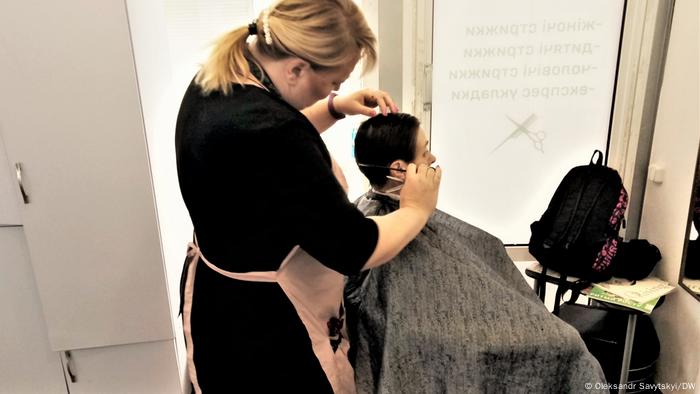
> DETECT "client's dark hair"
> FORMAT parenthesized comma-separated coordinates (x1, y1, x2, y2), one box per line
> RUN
(355, 113, 420, 188)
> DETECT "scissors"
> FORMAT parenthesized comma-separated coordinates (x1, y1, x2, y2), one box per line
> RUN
(492, 114, 546, 153)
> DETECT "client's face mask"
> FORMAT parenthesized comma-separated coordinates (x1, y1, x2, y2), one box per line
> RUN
(358, 163, 406, 194)
(383, 175, 404, 194)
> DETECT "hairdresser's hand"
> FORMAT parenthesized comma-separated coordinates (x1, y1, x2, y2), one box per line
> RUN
(400, 163, 441, 218)
(334, 88, 399, 117)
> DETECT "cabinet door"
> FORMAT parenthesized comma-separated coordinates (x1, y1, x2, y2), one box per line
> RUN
(0, 227, 67, 393)
(0, 1, 172, 350)
(0, 133, 22, 225)
(61, 340, 182, 394)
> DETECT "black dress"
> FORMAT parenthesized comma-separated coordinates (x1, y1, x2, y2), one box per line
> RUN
(175, 71, 378, 392)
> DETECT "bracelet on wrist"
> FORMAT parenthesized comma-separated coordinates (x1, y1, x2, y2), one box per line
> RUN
(327, 92, 346, 120)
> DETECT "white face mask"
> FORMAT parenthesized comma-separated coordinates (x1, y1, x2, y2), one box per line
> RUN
(357, 164, 407, 195)
(383, 175, 404, 194)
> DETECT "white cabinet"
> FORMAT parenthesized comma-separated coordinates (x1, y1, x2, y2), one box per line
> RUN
(60, 340, 182, 394)
(0, 224, 184, 393)
(0, 0, 191, 390)
(0, 225, 183, 393)
(0, 1, 188, 390)
(0, 227, 67, 393)
(0, 1, 173, 351)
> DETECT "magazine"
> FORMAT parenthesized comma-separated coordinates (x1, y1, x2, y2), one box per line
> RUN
(586, 286, 660, 314)
(593, 277, 675, 304)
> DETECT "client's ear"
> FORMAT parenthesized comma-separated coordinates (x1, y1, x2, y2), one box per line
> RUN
(389, 160, 408, 181)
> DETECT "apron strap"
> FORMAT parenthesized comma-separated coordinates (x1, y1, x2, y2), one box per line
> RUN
(178, 240, 198, 316)
(186, 232, 280, 283)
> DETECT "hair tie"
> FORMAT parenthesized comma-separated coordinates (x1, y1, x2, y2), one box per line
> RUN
(262, 9, 273, 45)
(247, 21, 258, 36)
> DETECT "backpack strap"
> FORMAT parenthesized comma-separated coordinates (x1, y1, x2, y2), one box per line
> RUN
(564, 179, 607, 248)
(564, 279, 590, 307)
(590, 150, 604, 166)
(536, 266, 548, 302)
(554, 278, 590, 316)
(553, 273, 568, 315)
(545, 176, 588, 248)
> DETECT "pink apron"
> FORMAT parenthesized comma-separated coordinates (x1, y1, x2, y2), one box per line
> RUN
(181, 239, 356, 394)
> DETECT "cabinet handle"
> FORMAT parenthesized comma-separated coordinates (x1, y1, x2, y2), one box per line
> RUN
(64, 351, 77, 383)
(14, 163, 30, 204)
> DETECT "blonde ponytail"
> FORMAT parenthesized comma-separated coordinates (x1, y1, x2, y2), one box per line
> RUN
(195, 25, 256, 95)
(195, 0, 377, 95)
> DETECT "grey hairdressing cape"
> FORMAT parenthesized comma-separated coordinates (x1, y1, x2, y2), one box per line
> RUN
(345, 191, 608, 393)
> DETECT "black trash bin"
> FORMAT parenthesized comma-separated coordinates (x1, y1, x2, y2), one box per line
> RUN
(559, 303, 660, 393)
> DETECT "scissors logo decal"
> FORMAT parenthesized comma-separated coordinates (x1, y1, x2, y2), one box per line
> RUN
(492, 113, 546, 153)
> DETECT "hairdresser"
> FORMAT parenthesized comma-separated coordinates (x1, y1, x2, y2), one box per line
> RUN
(175, 0, 441, 392)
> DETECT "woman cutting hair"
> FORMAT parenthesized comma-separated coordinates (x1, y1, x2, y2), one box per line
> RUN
(175, 1, 441, 392)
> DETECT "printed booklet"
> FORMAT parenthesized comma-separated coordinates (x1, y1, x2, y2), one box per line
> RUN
(593, 277, 674, 304)
(586, 286, 660, 314)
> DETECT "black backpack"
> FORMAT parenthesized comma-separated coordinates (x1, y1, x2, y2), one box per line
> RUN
(529, 150, 628, 283)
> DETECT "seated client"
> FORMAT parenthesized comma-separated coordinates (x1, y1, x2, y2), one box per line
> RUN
(345, 113, 607, 393)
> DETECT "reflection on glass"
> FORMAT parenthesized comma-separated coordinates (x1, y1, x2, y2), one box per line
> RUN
(680, 145, 700, 299)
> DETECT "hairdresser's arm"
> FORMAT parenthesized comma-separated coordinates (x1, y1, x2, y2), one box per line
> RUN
(331, 156, 349, 194)
(362, 163, 442, 270)
(302, 88, 399, 133)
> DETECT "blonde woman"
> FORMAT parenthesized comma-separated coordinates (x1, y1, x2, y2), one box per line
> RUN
(175, 1, 441, 392)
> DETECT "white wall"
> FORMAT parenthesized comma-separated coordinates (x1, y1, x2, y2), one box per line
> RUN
(638, 0, 700, 390)
(0, 133, 21, 225)
(125, 0, 192, 384)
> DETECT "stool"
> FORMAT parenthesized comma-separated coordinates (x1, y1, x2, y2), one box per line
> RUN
(524, 262, 665, 394)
